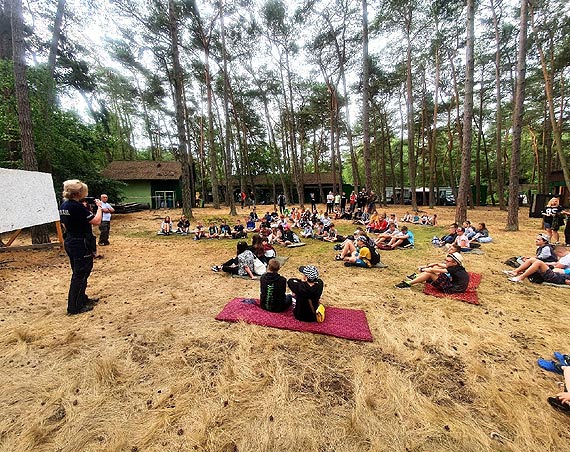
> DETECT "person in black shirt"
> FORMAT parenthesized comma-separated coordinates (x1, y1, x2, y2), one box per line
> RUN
(395, 252, 470, 293)
(288, 265, 324, 322)
(59, 179, 102, 315)
(260, 259, 292, 312)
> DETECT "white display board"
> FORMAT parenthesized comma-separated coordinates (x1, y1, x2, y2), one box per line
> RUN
(0, 168, 60, 233)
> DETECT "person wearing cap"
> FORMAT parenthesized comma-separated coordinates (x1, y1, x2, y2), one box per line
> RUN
(519, 234, 557, 264)
(288, 266, 324, 322)
(394, 252, 469, 292)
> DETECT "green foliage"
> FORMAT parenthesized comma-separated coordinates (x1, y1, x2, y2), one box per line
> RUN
(0, 60, 124, 201)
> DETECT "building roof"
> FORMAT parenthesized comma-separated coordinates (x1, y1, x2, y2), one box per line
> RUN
(102, 161, 181, 181)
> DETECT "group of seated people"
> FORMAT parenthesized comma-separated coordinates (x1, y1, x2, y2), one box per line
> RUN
(400, 211, 438, 226)
(432, 221, 492, 251)
(503, 233, 570, 285)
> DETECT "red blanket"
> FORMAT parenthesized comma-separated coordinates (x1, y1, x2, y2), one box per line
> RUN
(215, 298, 373, 342)
(423, 272, 482, 305)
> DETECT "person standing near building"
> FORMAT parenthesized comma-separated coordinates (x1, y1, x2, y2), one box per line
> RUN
(98, 194, 114, 246)
(277, 193, 286, 214)
(326, 191, 334, 214)
(310, 192, 317, 212)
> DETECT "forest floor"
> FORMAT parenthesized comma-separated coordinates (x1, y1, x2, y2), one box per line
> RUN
(1, 205, 570, 452)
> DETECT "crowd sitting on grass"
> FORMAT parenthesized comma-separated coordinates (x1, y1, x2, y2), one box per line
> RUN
(400, 211, 437, 226)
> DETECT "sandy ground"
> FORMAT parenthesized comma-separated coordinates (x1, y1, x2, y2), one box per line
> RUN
(1, 205, 570, 452)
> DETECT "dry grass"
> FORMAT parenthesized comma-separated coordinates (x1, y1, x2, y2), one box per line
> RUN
(1, 205, 570, 451)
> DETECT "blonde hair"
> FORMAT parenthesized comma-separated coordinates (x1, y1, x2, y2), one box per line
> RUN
(547, 197, 559, 207)
(62, 179, 88, 200)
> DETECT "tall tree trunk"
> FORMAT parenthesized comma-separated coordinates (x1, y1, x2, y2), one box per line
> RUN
(491, 0, 506, 209)
(204, 48, 220, 208)
(362, 0, 372, 189)
(405, 8, 417, 210)
(167, 0, 193, 219)
(506, 0, 529, 231)
(11, 0, 49, 243)
(219, 2, 236, 216)
(429, 42, 440, 208)
(455, 0, 475, 224)
(475, 66, 485, 206)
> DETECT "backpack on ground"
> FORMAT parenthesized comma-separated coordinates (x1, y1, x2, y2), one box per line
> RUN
(368, 246, 381, 266)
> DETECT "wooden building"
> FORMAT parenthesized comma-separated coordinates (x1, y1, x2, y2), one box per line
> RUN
(102, 161, 182, 208)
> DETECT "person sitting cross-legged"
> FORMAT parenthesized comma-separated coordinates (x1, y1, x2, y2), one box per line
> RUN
(395, 252, 469, 292)
(207, 222, 219, 239)
(176, 215, 190, 234)
(193, 221, 206, 240)
(219, 220, 232, 238)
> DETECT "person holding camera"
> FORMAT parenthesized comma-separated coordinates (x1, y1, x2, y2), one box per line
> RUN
(59, 179, 102, 315)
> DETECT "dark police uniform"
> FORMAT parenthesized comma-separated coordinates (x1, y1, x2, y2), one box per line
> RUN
(59, 199, 96, 314)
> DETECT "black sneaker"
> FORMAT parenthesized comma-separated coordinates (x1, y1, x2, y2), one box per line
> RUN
(394, 281, 411, 289)
(548, 396, 570, 413)
(406, 273, 417, 280)
(211, 265, 220, 272)
(67, 304, 94, 316)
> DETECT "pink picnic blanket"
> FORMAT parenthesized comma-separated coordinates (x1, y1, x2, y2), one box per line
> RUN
(215, 298, 373, 342)
(423, 272, 482, 305)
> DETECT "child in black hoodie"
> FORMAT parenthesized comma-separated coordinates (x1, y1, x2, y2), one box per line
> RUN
(260, 259, 291, 312)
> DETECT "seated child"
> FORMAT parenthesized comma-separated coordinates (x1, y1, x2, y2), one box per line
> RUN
(219, 220, 232, 238)
(323, 224, 340, 242)
(231, 220, 247, 239)
(448, 226, 470, 252)
(505, 245, 570, 284)
(432, 223, 457, 247)
(300, 223, 314, 239)
(374, 223, 399, 246)
(159, 216, 173, 235)
(207, 222, 219, 239)
(259, 259, 292, 312)
(287, 265, 324, 322)
(386, 225, 414, 249)
(176, 215, 190, 234)
(342, 236, 373, 268)
(245, 217, 258, 233)
(469, 222, 492, 243)
(194, 221, 206, 240)
(395, 252, 469, 292)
